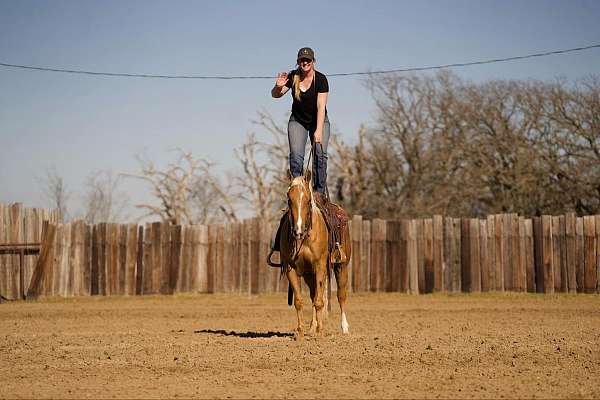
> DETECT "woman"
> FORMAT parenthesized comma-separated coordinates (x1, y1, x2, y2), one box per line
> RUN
(268, 47, 331, 262)
(271, 47, 330, 198)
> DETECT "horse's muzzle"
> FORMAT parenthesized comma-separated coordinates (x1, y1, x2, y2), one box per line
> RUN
(292, 228, 307, 241)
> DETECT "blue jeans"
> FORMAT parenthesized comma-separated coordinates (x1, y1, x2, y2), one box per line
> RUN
(288, 115, 330, 194)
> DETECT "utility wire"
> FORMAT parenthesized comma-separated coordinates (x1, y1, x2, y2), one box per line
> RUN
(1, 43, 599, 80)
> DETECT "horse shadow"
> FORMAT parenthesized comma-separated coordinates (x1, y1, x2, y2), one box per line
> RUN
(194, 329, 293, 338)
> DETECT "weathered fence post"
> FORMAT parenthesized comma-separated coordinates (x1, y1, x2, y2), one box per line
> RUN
(433, 215, 444, 292)
(351, 215, 362, 292)
(583, 216, 597, 293)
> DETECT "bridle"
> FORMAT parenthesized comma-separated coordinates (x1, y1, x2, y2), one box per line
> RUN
(287, 178, 313, 262)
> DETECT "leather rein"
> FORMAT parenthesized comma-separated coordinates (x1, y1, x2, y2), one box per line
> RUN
(287, 182, 314, 263)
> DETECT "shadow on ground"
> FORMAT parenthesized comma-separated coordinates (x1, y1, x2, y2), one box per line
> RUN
(194, 329, 294, 338)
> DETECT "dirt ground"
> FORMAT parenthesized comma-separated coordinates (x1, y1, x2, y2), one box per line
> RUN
(1, 292, 599, 399)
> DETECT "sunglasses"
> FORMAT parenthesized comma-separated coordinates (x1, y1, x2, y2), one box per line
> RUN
(298, 58, 313, 64)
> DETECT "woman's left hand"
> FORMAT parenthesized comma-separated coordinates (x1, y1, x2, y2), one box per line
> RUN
(314, 129, 322, 143)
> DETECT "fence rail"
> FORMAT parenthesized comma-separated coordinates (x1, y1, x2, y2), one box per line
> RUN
(1, 202, 599, 299)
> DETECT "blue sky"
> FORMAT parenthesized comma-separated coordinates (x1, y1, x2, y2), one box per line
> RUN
(1, 0, 599, 220)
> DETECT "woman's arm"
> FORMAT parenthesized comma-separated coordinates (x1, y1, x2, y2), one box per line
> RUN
(271, 72, 290, 98)
(314, 92, 328, 143)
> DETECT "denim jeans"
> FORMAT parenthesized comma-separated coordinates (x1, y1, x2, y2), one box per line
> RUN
(288, 115, 330, 194)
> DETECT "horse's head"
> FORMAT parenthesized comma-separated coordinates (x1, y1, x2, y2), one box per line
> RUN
(287, 170, 313, 241)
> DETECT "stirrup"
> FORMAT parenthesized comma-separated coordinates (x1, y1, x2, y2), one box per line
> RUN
(267, 248, 282, 268)
(330, 242, 347, 264)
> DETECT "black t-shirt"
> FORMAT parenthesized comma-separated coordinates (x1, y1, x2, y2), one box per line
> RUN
(285, 70, 329, 129)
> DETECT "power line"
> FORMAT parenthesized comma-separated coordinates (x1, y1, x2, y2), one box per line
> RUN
(1, 43, 599, 80)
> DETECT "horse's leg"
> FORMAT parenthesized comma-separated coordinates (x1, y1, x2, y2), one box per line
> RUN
(286, 269, 304, 340)
(314, 261, 327, 337)
(334, 262, 350, 334)
(306, 274, 317, 335)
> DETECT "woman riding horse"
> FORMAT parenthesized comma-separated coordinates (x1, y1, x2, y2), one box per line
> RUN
(271, 46, 330, 200)
(269, 48, 350, 338)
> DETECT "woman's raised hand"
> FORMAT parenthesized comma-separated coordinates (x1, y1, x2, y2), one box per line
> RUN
(275, 72, 289, 88)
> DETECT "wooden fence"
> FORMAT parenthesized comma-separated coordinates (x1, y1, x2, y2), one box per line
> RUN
(1, 202, 599, 299)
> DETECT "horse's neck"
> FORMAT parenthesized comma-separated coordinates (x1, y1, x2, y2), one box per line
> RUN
(307, 200, 326, 237)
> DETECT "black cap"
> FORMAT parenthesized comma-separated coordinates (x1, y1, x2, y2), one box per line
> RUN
(297, 47, 315, 61)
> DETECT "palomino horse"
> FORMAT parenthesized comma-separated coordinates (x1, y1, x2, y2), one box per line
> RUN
(280, 170, 351, 339)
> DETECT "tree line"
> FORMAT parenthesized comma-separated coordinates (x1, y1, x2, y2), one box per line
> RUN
(42, 71, 600, 224)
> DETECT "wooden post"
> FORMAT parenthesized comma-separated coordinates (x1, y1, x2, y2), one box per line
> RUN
(443, 217, 453, 292)
(565, 213, 577, 293)
(386, 220, 401, 292)
(197, 225, 209, 293)
(583, 216, 597, 293)
(470, 219, 481, 292)
(258, 219, 270, 294)
(177, 226, 189, 293)
(207, 224, 217, 294)
(222, 223, 233, 292)
(399, 220, 409, 293)
(452, 218, 462, 292)
(551, 217, 564, 292)
(351, 215, 362, 292)
(479, 219, 489, 292)
(82, 223, 92, 296)
(542, 216, 555, 294)
(170, 225, 182, 294)
(524, 219, 535, 292)
(135, 225, 144, 295)
(407, 220, 418, 294)
(460, 219, 470, 292)
(8, 204, 24, 299)
(486, 216, 496, 290)
(502, 214, 513, 292)
(432, 215, 444, 292)
(533, 217, 543, 293)
(370, 219, 386, 292)
(361, 220, 371, 292)
(249, 219, 260, 295)
(241, 220, 251, 295)
(423, 219, 434, 293)
(576, 217, 584, 293)
(26, 222, 57, 300)
(558, 216, 568, 293)
(415, 219, 425, 293)
(117, 224, 128, 295)
(142, 223, 153, 295)
(511, 215, 522, 292)
(217, 224, 226, 293)
(494, 215, 504, 291)
(517, 217, 527, 292)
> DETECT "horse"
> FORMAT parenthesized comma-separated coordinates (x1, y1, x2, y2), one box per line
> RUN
(279, 170, 351, 339)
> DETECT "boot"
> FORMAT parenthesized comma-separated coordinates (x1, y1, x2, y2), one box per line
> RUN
(330, 241, 347, 264)
(267, 213, 286, 268)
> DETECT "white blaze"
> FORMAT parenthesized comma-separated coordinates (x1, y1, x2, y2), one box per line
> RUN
(296, 191, 303, 234)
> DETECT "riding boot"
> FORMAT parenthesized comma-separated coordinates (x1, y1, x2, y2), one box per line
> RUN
(267, 213, 287, 268)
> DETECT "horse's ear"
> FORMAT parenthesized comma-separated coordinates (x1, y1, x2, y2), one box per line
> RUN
(287, 169, 293, 181)
(305, 169, 312, 183)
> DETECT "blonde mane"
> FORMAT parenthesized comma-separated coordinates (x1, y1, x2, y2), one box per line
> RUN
(289, 176, 315, 208)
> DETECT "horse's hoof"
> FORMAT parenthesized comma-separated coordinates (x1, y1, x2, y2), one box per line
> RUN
(293, 330, 304, 341)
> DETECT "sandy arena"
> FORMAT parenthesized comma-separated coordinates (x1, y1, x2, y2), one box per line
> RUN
(1, 292, 599, 399)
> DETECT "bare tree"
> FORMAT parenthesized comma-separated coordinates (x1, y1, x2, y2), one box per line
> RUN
(81, 170, 129, 224)
(124, 148, 237, 225)
(234, 110, 290, 221)
(38, 166, 70, 222)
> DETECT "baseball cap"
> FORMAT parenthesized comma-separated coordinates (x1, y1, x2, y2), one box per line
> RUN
(297, 47, 315, 61)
